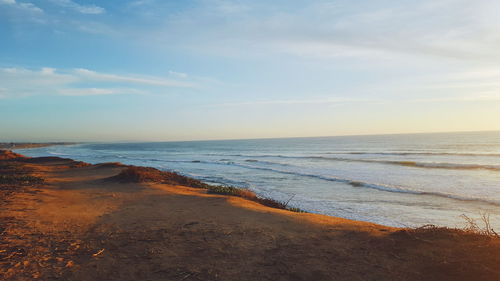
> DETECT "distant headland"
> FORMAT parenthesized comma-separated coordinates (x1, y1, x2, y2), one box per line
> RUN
(0, 142, 78, 149)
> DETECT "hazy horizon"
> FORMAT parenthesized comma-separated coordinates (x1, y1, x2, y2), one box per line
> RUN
(2, 0, 500, 141)
(2, 129, 500, 143)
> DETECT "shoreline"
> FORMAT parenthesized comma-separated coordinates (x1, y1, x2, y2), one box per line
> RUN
(14, 142, 500, 229)
(0, 142, 78, 150)
(1, 150, 499, 280)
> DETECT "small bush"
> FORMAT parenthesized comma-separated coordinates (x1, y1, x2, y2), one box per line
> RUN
(288, 207, 307, 213)
(208, 185, 306, 213)
(407, 213, 499, 239)
(110, 166, 307, 213)
(237, 189, 257, 200)
(108, 166, 210, 188)
(0, 175, 44, 185)
(460, 213, 499, 238)
(207, 185, 242, 196)
(0, 163, 33, 175)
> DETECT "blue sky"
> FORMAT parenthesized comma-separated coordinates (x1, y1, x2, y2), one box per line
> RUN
(1, 0, 500, 141)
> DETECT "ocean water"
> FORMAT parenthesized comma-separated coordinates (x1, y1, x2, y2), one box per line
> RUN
(16, 131, 500, 229)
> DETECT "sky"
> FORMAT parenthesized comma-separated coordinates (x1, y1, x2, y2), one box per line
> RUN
(1, 0, 500, 141)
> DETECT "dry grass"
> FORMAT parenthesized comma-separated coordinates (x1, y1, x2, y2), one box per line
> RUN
(0, 162, 33, 175)
(108, 166, 306, 212)
(0, 175, 44, 185)
(460, 213, 499, 237)
(207, 185, 306, 212)
(107, 166, 209, 188)
(404, 213, 499, 240)
(2, 153, 500, 281)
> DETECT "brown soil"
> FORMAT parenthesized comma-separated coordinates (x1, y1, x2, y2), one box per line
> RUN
(0, 150, 26, 160)
(1, 151, 499, 281)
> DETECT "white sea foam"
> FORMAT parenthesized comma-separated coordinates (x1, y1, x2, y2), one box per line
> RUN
(15, 131, 500, 229)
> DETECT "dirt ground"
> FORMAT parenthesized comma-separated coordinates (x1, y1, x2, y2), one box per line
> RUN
(1, 151, 499, 281)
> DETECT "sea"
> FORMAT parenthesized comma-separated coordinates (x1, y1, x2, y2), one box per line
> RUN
(16, 131, 500, 229)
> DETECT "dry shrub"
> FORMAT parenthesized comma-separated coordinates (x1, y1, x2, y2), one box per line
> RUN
(207, 185, 305, 212)
(460, 213, 499, 238)
(237, 189, 257, 200)
(21, 157, 69, 163)
(107, 166, 209, 188)
(69, 161, 91, 168)
(0, 175, 44, 185)
(407, 213, 499, 239)
(0, 162, 33, 175)
(253, 197, 287, 209)
(110, 166, 306, 213)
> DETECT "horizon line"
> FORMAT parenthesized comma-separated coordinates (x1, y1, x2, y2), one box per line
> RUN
(4, 129, 500, 144)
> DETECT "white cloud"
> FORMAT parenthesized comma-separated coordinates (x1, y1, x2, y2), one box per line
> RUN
(128, 0, 154, 7)
(59, 88, 146, 96)
(49, 0, 105, 15)
(211, 97, 376, 107)
(168, 70, 188, 79)
(212, 93, 500, 108)
(146, 0, 500, 63)
(17, 1, 41, 12)
(0, 67, 194, 98)
(0, 0, 43, 13)
(74, 68, 194, 87)
(71, 21, 116, 35)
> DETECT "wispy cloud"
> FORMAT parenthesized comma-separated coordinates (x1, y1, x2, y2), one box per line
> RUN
(74, 68, 194, 87)
(0, 0, 43, 13)
(0, 1, 113, 32)
(212, 93, 500, 109)
(0, 67, 195, 98)
(409, 94, 500, 103)
(211, 97, 377, 107)
(59, 88, 146, 96)
(48, 0, 105, 15)
(128, 0, 155, 7)
(168, 70, 188, 79)
(144, 0, 500, 63)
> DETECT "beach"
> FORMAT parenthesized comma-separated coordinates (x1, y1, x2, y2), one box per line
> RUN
(1, 149, 499, 281)
(16, 132, 500, 229)
(3, 0, 499, 279)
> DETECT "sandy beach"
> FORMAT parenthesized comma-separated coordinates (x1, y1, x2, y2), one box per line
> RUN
(1, 150, 499, 281)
